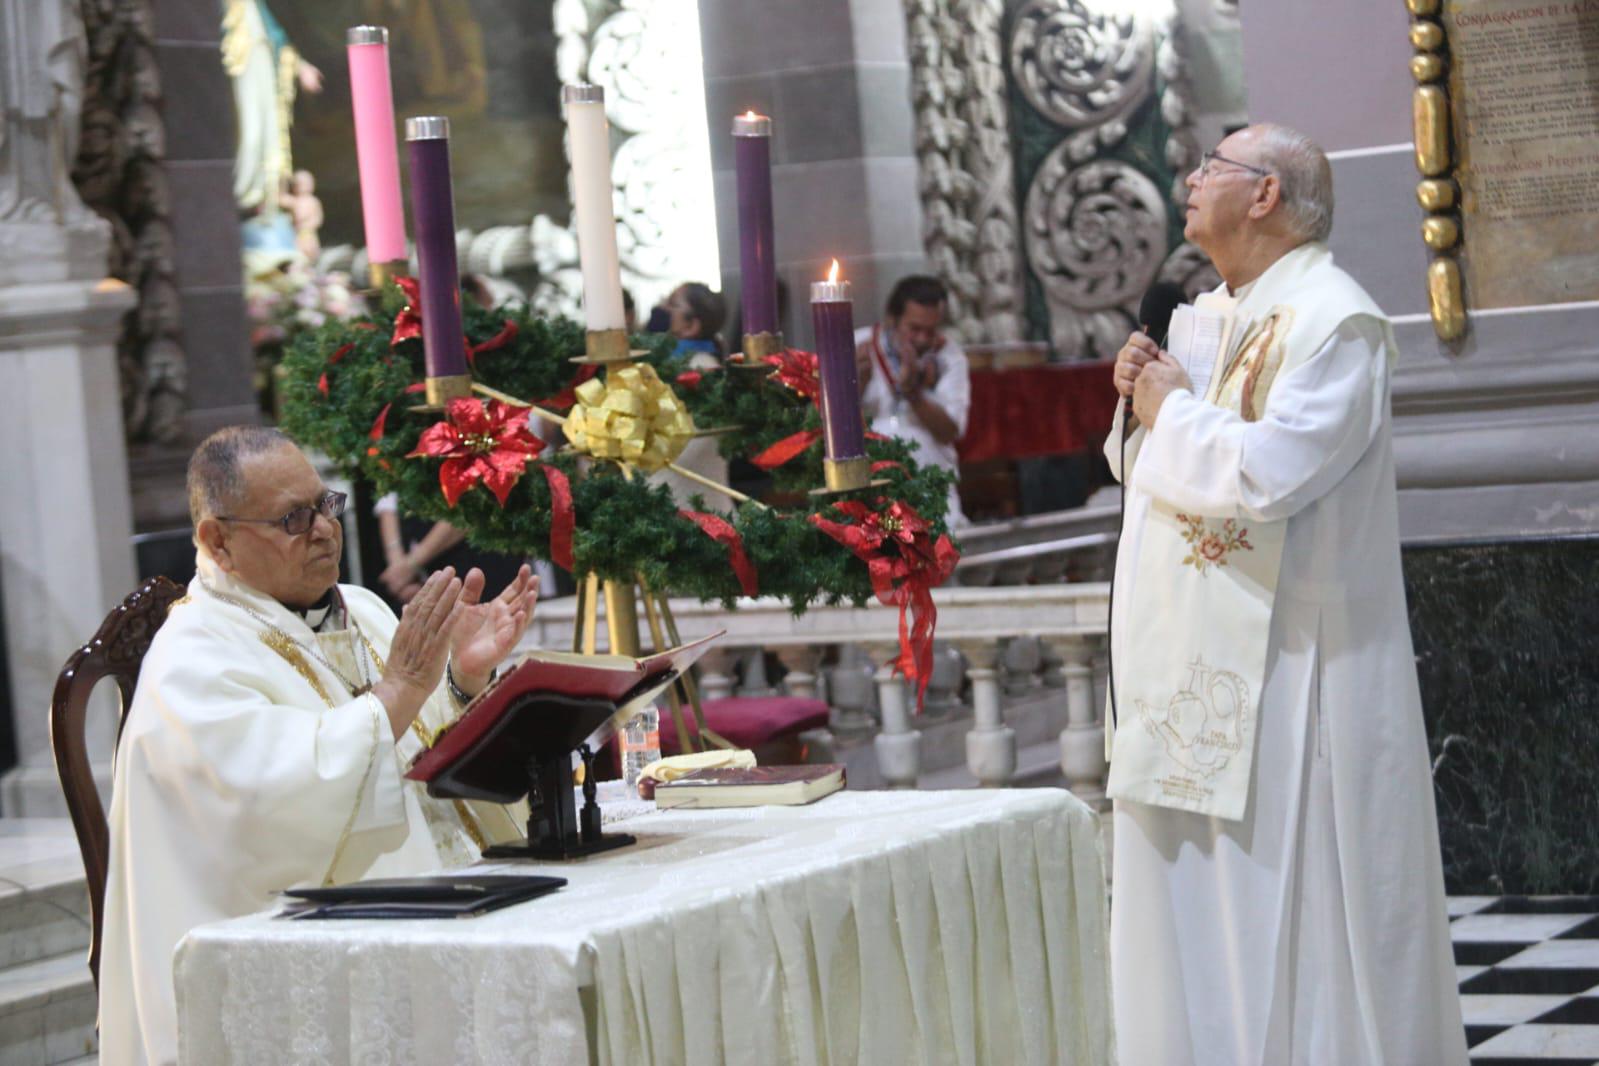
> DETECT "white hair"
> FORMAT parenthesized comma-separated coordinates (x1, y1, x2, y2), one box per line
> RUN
(1254, 124, 1335, 244)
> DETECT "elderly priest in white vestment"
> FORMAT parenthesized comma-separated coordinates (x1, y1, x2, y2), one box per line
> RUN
(1104, 124, 1467, 1065)
(99, 427, 538, 1066)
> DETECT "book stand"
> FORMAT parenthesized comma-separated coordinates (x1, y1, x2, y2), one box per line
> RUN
(423, 689, 640, 860)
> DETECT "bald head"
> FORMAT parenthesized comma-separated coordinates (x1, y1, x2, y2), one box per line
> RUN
(1249, 124, 1335, 244)
(186, 425, 294, 527)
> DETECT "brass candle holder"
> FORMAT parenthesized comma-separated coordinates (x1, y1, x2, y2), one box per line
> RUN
(732, 330, 785, 368)
(366, 258, 410, 293)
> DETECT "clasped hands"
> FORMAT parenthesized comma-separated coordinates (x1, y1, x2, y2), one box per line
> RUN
(1115, 330, 1192, 429)
(370, 564, 539, 739)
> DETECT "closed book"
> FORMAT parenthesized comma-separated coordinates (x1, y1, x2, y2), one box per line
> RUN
(653, 764, 845, 809)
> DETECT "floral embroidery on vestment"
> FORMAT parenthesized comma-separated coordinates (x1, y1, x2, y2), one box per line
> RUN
(1176, 514, 1254, 575)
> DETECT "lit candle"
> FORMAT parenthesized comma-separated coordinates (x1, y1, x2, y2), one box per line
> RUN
(345, 27, 407, 269)
(811, 260, 866, 467)
(563, 84, 626, 333)
(732, 111, 777, 343)
(404, 116, 468, 384)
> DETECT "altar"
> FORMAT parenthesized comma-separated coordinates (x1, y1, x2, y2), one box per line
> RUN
(174, 789, 1111, 1065)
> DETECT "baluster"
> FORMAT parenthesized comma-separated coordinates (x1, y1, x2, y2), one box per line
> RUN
(1001, 636, 1041, 698)
(827, 644, 876, 734)
(738, 646, 774, 696)
(958, 639, 1015, 788)
(866, 642, 919, 788)
(775, 645, 822, 699)
(1051, 636, 1107, 807)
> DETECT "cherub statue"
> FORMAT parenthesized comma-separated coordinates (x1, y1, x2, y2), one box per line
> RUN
(280, 169, 323, 264)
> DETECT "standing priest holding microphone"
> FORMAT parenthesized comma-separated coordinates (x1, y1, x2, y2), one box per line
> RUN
(1104, 123, 1466, 1064)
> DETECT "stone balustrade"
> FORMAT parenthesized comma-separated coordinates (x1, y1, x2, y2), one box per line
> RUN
(520, 583, 1112, 805)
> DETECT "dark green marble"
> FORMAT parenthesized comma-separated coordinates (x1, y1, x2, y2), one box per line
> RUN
(1405, 537, 1599, 895)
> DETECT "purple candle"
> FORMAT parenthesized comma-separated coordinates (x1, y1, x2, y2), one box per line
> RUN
(404, 116, 468, 381)
(733, 112, 777, 339)
(811, 261, 866, 462)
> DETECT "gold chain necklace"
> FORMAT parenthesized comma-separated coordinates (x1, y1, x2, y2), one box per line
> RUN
(200, 582, 374, 695)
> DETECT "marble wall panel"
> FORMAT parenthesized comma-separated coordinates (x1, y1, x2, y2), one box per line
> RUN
(1405, 536, 1599, 895)
(1327, 149, 1431, 319)
(1238, 0, 1413, 152)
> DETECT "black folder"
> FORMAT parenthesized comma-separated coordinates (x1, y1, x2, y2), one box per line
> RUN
(279, 874, 566, 919)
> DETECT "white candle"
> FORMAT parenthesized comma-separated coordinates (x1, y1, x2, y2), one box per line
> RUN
(563, 85, 626, 332)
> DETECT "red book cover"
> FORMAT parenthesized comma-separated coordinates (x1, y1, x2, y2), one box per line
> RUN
(406, 632, 721, 788)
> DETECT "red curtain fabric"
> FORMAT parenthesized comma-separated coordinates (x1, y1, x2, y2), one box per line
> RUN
(957, 361, 1118, 463)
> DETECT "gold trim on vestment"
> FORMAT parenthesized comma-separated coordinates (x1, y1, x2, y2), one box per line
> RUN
(259, 630, 334, 707)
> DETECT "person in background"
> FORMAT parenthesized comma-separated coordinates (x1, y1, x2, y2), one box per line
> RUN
(665, 282, 727, 365)
(854, 275, 971, 525)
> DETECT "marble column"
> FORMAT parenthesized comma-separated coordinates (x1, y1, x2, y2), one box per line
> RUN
(0, 0, 138, 814)
(866, 642, 919, 788)
(958, 639, 1014, 788)
(1052, 636, 1107, 808)
(695, 0, 926, 347)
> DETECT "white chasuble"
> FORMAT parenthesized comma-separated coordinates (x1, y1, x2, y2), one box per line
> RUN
(1103, 243, 1466, 1065)
(99, 553, 523, 1066)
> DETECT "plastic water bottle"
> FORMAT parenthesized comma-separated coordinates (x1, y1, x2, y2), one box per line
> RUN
(621, 706, 661, 799)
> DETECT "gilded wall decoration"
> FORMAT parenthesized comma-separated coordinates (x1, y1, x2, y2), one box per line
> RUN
(74, 0, 188, 444)
(903, 0, 1025, 344)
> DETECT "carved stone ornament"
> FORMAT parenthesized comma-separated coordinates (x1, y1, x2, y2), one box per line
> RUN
(72, 0, 187, 444)
(1024, 155, 1167, 357)
(1009, 0, 1157, 131)
(903, 0, 1024, 344)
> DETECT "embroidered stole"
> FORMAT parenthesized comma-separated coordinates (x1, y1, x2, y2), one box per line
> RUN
(1105, 243, 1354, 821)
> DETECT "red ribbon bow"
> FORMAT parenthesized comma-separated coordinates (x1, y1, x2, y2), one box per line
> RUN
(808, 499, 959, 713)
(541, 464, 575, 570)
(407, 397, 544, 507)
(679, 510, 758, 597)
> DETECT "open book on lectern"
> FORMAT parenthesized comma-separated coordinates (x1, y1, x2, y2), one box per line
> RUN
(404, 631, 722, 805)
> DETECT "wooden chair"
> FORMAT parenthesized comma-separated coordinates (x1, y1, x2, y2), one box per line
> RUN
(49, 576, 185, 989)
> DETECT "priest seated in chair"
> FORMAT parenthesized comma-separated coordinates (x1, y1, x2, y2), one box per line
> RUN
(99, 426, 538, 1066)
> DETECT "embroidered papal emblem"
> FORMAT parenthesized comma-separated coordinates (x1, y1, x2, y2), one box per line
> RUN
(1135, 656, 1250, 778)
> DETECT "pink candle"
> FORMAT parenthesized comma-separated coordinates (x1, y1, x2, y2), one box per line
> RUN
(346, 26, 407, 264)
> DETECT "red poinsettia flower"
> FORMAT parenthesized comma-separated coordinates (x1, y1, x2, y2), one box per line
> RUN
(763, 348, 822, 404)
(407, 397, 544, 507)
(391, 276, 423, 347)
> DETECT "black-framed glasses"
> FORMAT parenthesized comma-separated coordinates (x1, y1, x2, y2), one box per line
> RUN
(1197, 150, 1271, 182)
(217, 490, 346, 536)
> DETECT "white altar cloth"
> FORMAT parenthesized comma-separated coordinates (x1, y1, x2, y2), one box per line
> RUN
(174, 789, 1111, 1065)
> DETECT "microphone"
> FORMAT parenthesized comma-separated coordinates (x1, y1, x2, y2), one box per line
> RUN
(1137, 280, 1186, 349)
(1126, 280, 1186, 414)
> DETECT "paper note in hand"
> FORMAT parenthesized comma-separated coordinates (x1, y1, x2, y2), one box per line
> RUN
(1164, 302, 1229, 403)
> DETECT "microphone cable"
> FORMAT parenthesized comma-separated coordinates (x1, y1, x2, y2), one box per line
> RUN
(1105, 325, 1167, 735)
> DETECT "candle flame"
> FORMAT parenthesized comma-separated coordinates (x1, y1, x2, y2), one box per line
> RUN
(827, 259, 840, 284)
(744, 110, 759, 119)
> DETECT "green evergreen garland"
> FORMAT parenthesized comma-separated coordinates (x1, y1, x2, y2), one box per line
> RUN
(279, 289, 954, 610)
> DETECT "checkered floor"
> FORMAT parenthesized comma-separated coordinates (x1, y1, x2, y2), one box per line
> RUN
(1453, 895, 1599, 1062)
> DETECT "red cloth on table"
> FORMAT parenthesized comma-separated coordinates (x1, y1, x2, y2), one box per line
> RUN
(957, 361, 1117, 463)
(658, 696, 831, 756)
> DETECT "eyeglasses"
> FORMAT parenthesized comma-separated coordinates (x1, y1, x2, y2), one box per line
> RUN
(1196, 150, 1272, 183)
(217, 490, 346, 536)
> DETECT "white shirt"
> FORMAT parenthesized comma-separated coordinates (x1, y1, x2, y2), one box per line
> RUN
(855, 323, 971, 523)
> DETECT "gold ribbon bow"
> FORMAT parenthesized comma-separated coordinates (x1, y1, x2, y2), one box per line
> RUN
(562, 364, 696, 471)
